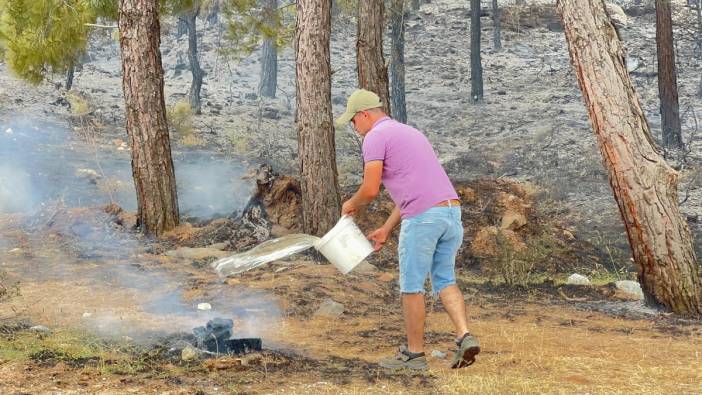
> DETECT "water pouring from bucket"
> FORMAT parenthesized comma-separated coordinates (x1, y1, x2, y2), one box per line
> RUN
(211, 215, 374, 276)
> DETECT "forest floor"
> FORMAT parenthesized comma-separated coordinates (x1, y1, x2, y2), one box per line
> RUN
(0, 178, 700, 394)
(1, 0, 702, 393)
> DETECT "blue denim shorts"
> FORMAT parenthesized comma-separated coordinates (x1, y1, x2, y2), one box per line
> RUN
(398, 206, 464, 296)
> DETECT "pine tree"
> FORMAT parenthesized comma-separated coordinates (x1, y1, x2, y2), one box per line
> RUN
(120, 0, 180, 235)
(558, 0, 702, 316)
(296, 0, 341, 236)
(222, 0, 294, 98)
(0, 0, 96, 85)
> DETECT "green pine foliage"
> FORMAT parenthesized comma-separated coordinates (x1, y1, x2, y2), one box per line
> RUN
(86, 0, 118, 20)
(0, 0, 98, 84)
(221, 0, 295, 60)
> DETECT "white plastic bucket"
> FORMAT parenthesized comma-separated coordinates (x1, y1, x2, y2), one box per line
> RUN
(314, 215, 374, 274)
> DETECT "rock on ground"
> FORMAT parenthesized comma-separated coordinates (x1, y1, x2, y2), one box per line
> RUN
(614, 280, 644, 300)
(567, 273, 591, 285)
(314, 298, 345, 318)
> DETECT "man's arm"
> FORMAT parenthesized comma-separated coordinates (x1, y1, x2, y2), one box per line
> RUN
(367, 205, 401, 251)
(341, 160, 383, 216)
(382, 206, 401, 232)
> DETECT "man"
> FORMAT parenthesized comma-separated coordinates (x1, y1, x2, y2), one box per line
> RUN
(335, 89, 479, 370)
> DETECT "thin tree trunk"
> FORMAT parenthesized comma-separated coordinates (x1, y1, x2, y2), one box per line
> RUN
(656, 0, 683, 148)
(696, 0, 702, 97)
(332, 0, 341, 18)
(119, 0, 180, 235)
(177, 18, 188, 38)
(557, 0, 702, 316)
(295, 0, 341, 236)
(65, 63, 75, 91)
(206, 0, 220, 26)
(259, 0, 278, 98)
(182, 6, 204, 114)
(492, 0, 501, 50)
(470, 0, 483, 102)
(389, 0, 407, 123)
(357, 0, 391, 115)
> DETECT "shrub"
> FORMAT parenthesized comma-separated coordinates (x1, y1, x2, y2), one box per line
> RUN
(66, 92, 91, 116)
(167, 100, 195, 137)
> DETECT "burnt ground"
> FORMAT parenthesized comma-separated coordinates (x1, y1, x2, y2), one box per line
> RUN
(0, 176, 701, 393)
(1, 0, 702, 393)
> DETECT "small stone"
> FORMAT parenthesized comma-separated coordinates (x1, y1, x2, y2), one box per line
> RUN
(181, 346, 199, 361)
(567, 274, 590, 286)
(4, 128, 12, 134)
(377, 272, 395, 282)
(82, 312, 92, 318)
(562, 229, 575, 241)
(615, 280, 644, 300)
(197, 303, 212, 311)
(431, 350, 447, 359)
(30, 325, 51, 333)
(314, 298, 344, 317)
(9, 248, 21, 254)
(76, 168, 101, 183)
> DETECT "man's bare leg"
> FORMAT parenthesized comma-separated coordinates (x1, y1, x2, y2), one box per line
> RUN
(402, 293, 426, 353)
(439, 285, 469, 338)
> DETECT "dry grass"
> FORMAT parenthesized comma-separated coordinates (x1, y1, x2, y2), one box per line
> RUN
(1, 223, 699, 394)
(272, 301, 702, 394)
(243, 263, 702, 394)
(431, 304, 702, 395)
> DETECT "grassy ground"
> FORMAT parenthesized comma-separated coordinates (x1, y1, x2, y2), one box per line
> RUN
(0, 260, 700, 394)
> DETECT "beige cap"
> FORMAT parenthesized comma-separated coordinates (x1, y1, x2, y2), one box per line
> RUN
(334, 89, 383, 128)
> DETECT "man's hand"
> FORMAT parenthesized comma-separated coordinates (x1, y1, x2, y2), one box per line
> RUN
(367, 227, 390, 251)
(342, 161, 383, 217)
(341, 199, 358, 216)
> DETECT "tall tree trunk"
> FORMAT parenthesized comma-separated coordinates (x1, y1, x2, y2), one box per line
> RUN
(357, 0, 391, 115)
(389, 0, 407, 123)
(470, 0, 483, 102)
(557, 0, 702, 316)
(65, 63, 75, 91)
(656, 0, 683, 148)
(295, 0, 341, 236)
(119, 0, 180, 235)
(696, 0, 702, 97)
(182, 6, 204, 114)
(492, 0, 501, 50)
(259, 0, 278, 98)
